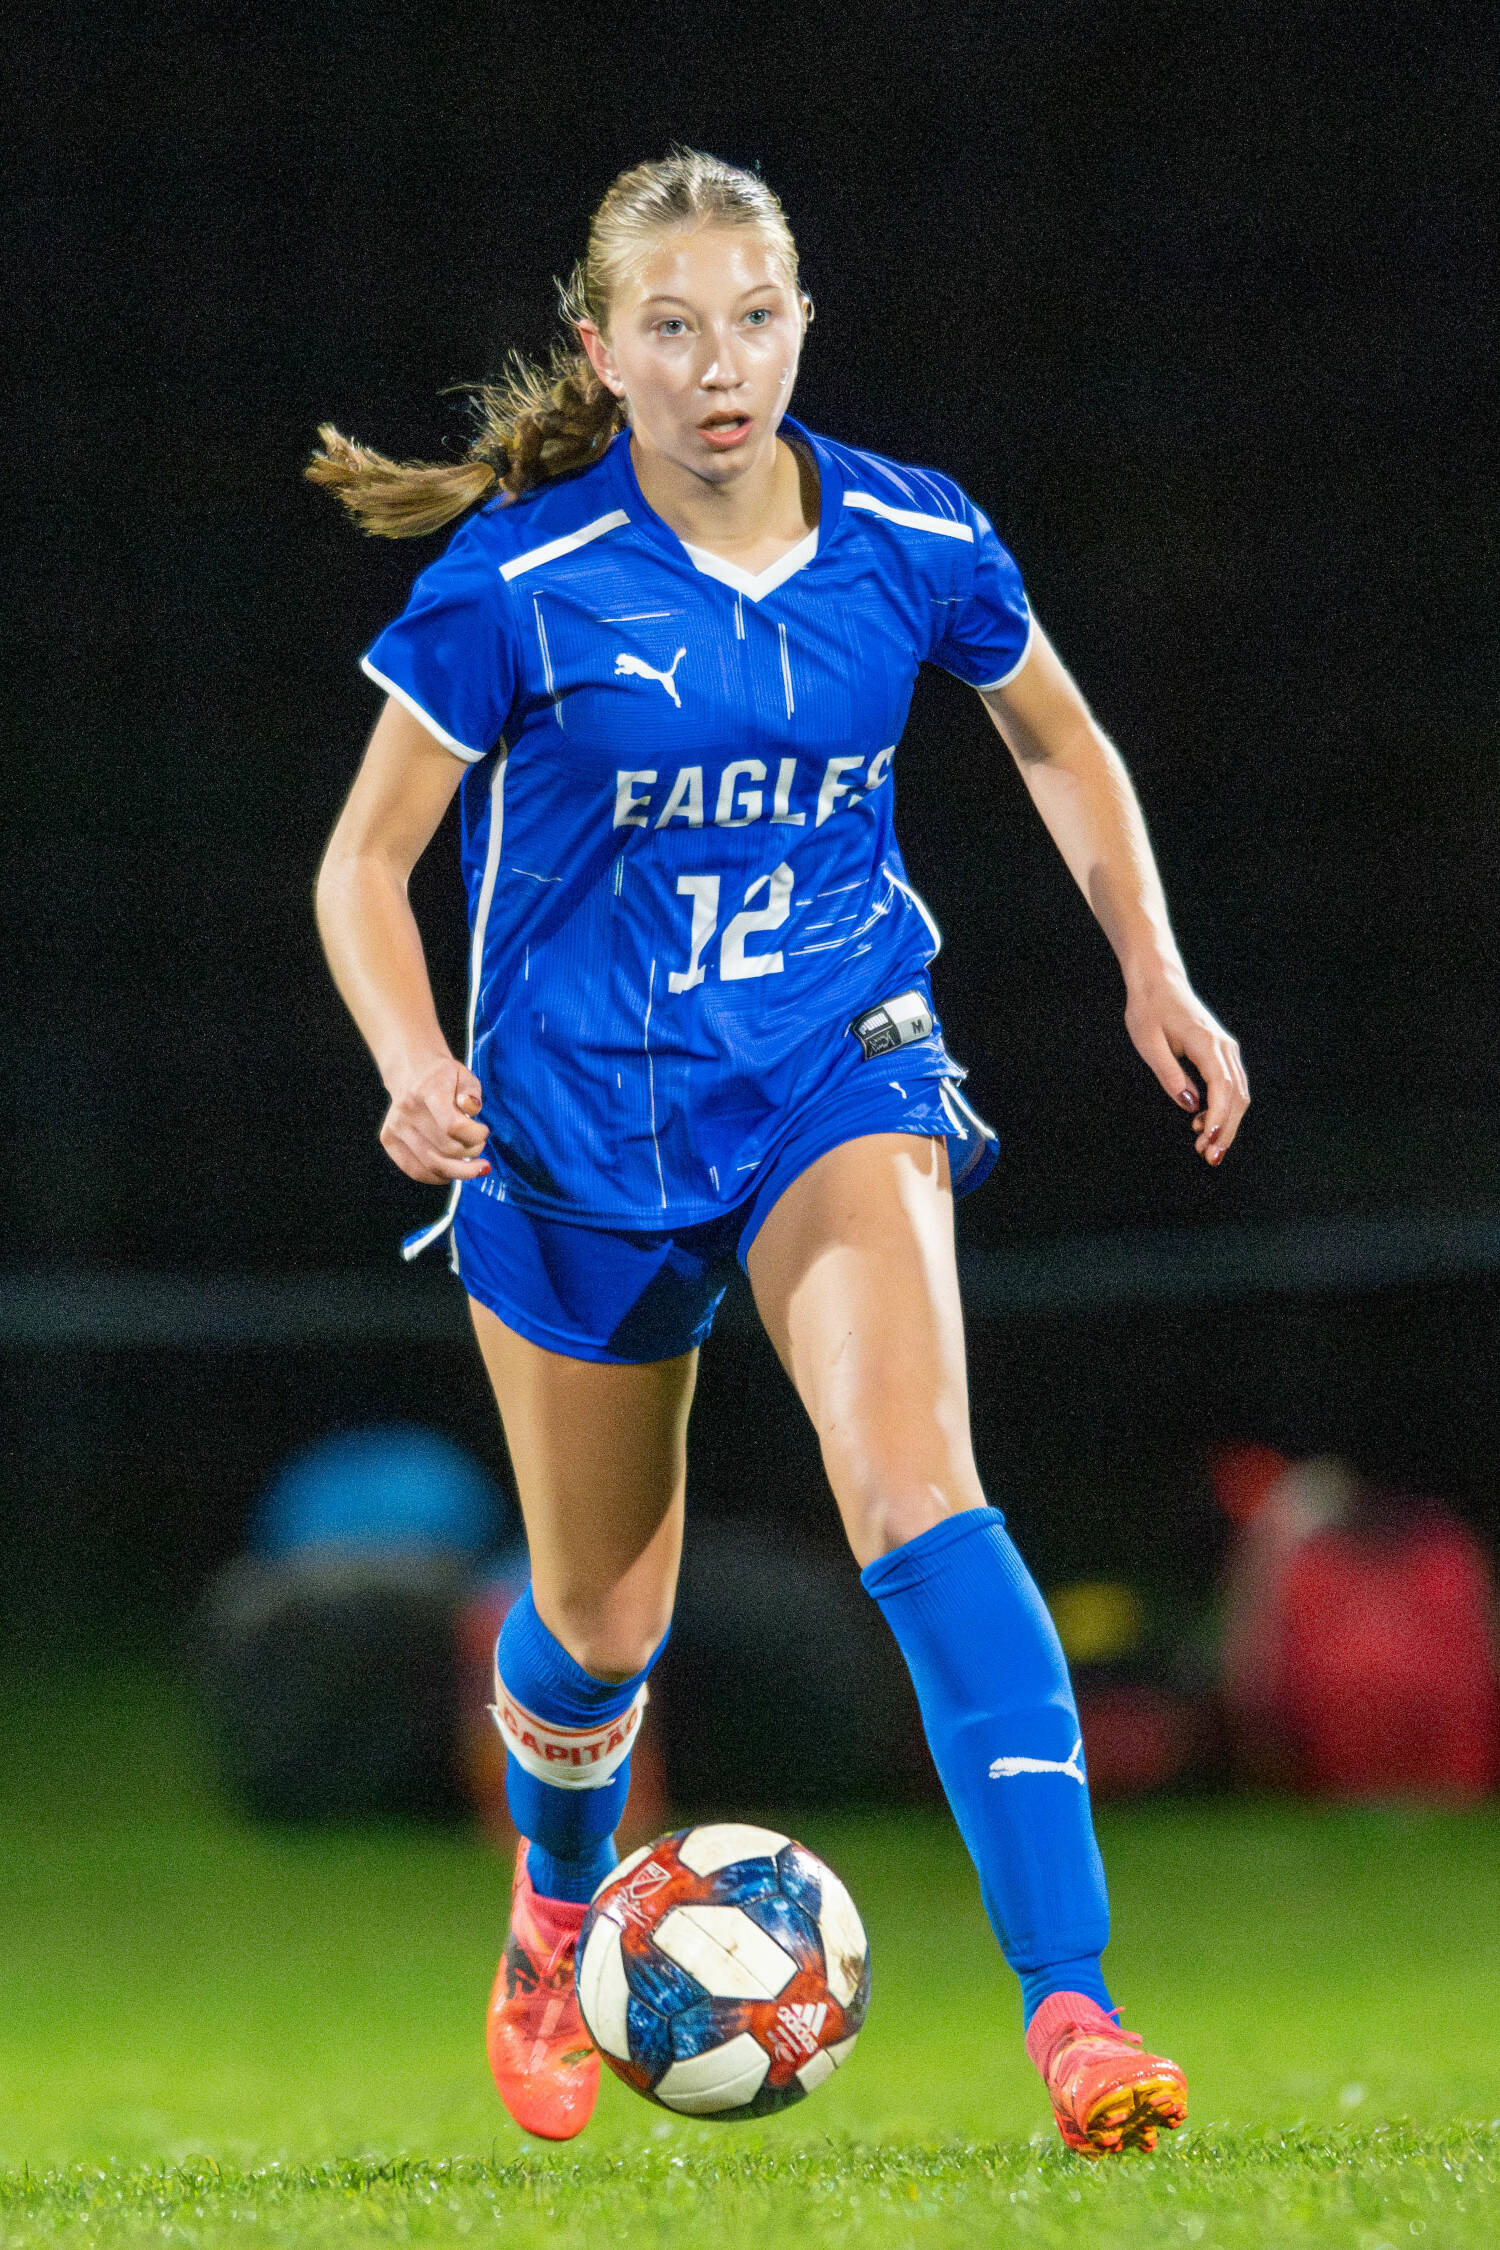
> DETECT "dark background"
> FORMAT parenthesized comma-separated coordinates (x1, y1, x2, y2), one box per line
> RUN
(4, 0, 1497, 1647)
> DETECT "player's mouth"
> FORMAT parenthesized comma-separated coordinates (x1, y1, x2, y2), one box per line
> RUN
(696, 411, 753, 450)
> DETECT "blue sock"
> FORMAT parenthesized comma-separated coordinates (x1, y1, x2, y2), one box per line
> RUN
(1018, 1954, 1117, 2028)
(493, 1587, 668, 1904)
(861, 1506, 1115, 2027)
(526, 1833, 619, 1905)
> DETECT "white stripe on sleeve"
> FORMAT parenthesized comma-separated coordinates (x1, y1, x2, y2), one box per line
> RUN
(972, 609, 1036, 692)
(498, 509, 629, 582)
(843, 491, 974, 540)
(360, 657, 487, 762)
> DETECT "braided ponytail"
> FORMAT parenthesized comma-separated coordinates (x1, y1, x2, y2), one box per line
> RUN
(306, 147, 806, 539)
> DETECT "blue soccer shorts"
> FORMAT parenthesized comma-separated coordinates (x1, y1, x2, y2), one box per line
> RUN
(450, 1067, 997, 1365)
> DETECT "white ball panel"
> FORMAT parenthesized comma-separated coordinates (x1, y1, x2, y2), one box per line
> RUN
(825, 2033, 859, 2068)
(654, 2031, 771, 2114)
(654, 1904, 799, 1999)
(795, 2048, 835, 2094)
(677, 1823, 790, 1877)
(816, 1867, 868, 2009)
(576, 1917, 633, 2060)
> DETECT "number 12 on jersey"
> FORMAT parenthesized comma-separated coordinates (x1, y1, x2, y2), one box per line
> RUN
(668, 864, 794, 992)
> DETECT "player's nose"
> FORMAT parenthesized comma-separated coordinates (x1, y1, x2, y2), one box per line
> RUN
(696, 324, 752, 388)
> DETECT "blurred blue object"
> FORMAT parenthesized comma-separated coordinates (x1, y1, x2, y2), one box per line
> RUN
(251, 1424, 509, 1557)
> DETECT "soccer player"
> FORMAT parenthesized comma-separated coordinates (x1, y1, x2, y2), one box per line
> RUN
(309, 148, 1248, 2155)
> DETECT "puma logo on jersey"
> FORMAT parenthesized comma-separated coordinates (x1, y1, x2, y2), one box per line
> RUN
(615, 648, 687, 707)
(988, 1735, 1087, 1784)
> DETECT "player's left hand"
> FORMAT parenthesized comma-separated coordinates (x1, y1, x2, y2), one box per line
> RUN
(1123, 971, 1250, 1164)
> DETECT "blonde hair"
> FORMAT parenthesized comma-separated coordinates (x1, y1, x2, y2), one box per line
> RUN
(306, 147, 809, 539)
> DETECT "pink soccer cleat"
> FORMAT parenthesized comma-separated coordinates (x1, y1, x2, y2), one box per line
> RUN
(1026, 1991, 1187, 2156)
(486, 1842, 600, 2140)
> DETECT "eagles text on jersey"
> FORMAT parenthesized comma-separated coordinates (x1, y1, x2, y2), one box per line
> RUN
(360, 413, 1032, 1229)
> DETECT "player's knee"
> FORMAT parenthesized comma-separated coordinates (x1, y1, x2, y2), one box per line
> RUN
(547, 1597, 672, 1685)
(845, 1482, 981, 1571)
(825, 1425, 986, 1568)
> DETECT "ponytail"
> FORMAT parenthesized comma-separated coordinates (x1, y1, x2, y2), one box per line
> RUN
(306, 147, 807, 539)
(305, 334, 625, 539)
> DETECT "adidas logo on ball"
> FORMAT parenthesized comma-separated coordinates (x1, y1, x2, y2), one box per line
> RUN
(770, 2001, 829, 2064)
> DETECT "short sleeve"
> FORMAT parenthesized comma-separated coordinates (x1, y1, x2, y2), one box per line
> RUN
(927, 497, 1034, 691)
(359, 519, 518, 763)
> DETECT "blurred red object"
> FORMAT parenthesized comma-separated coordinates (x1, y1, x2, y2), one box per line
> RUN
(455, 1579, 668, 1849)
(1278, 1515, 1500, 1800)
(1217, 1449, 1500, 1801)
(1209, 1442, 1291, 1526)
(1075, 1684, 1208, 1799)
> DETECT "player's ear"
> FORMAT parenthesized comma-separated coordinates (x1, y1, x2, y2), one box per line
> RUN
(577, 319, 625, 400)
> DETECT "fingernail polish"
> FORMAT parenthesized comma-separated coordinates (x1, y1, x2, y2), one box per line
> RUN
(1178, 1090, 1197, 1110)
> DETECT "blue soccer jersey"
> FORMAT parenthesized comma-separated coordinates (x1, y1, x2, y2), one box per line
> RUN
(359, 412, 1032, 1233)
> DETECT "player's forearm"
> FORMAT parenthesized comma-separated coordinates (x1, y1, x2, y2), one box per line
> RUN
(314, 849, 453, 1093)
(1016, 726, 1188, 995)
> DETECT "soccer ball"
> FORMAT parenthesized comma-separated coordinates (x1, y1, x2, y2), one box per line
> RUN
(575, 1823, 870, 2118)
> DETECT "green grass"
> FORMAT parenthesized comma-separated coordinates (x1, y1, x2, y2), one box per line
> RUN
(3, 1669, 1499, 2245)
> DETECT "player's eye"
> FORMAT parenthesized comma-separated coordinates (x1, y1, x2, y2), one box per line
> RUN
(655, 317, 687, 336)
(744, 307, 772, 326)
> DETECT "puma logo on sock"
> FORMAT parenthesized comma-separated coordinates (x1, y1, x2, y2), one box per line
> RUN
(989, 1735, 1086, 1784)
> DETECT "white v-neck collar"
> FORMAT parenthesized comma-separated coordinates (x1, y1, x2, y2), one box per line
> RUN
(679, 524, 819, 603)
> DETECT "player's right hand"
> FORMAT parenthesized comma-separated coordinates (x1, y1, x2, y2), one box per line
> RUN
(380, 1056, 491, 1184)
